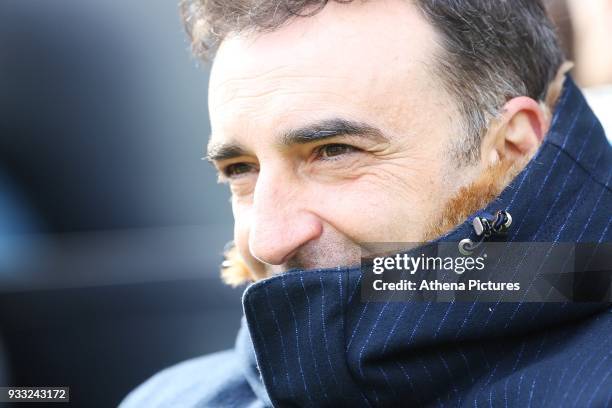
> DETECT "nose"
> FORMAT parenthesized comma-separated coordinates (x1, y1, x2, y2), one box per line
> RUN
(248, 169, 322, 266)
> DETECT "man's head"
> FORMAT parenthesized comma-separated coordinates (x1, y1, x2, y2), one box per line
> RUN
(184, 0, 564, 283)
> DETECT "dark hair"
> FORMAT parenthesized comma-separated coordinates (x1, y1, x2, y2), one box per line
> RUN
(180, 0, 564, 163)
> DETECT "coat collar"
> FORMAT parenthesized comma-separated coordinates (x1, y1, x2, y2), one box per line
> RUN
(236, 76, 611, 406)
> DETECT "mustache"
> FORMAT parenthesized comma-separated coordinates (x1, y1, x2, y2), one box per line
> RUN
(220, 236, 364, 285)
(272, 241, 363, 274)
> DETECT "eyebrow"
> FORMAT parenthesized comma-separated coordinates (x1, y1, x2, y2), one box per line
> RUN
(205, 118, 389, 162)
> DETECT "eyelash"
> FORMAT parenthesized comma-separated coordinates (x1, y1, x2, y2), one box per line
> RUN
(220, 162, 256, 179)
(314, 143, 360, 160)
(219, 143, 360, 180)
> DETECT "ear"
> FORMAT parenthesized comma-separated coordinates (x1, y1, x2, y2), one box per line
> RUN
(480, 96, 547, 167)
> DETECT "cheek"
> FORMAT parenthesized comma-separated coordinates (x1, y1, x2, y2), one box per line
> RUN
(310, 183, 412, 242)
(312, 169, 445, 242)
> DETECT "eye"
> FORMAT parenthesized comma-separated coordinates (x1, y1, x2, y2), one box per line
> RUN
(316, 143, 359, 160)
(220, 162, 257, 179)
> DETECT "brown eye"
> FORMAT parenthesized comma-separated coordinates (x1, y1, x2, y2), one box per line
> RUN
(318, 144, 358, 159)
(223, 162, 256, 178)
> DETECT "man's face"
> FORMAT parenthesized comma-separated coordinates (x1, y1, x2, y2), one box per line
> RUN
(207, 0, 467, 278)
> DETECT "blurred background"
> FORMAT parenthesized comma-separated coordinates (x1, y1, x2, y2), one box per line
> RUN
(545, 0, 612, 137)
(0, 0, 610, 407)
(0, 0, 241, 406)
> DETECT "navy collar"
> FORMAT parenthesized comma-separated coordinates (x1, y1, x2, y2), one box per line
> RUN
(236, 76, 611, 406)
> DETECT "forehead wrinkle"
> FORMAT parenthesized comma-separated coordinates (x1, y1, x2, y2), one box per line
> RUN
(210, 64, 292, 93)
(210, 54, 345, 98)
(214, 71, 344, 91)
(211, 70, 352, 111)
(214, 88, 350, 111)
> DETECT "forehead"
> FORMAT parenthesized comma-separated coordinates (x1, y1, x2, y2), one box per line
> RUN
(208, 0, 441, 144)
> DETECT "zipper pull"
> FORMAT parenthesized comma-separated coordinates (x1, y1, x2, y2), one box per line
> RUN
(458, 210, 512, 255)
(473, 210, 513, 238)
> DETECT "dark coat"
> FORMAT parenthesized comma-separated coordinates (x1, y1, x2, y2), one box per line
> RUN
(121, 76, 612, 407)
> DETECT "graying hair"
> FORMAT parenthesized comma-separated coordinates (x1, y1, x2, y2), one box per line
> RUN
(180, 0, 564, 164)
